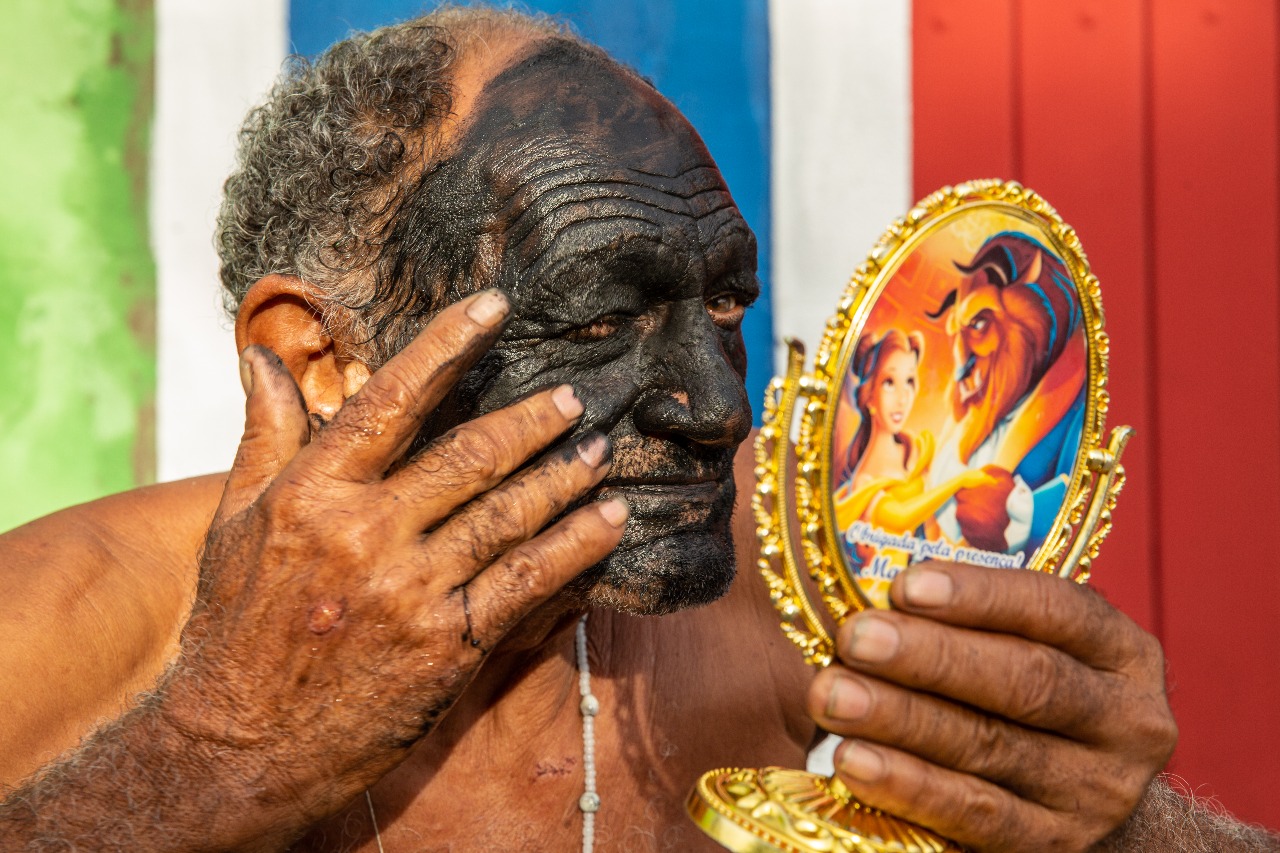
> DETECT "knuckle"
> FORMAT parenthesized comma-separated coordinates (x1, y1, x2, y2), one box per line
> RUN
(448, 512, 503, 564)
(907, 621, 957, 691)
(515, 392, 562, 433)
(953, 780, 1008, 840)
(1134, 628, 1168, 680)
(1039, 814, 1092, 853)
(1130, 697, 1179, 764)
(508, 547, 560, 599)
(355, 372, 417, 422)
(893, 690, 947, 751)
(483, 544, 561, 607)
(950, 711, 1012, 778)
(439, 424, 504, 485)
(1007, 645, 1064, 721)
(483, 485, 540, 541)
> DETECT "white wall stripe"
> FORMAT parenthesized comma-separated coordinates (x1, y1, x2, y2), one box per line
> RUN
(769, 0, 913, 376)
(153, 0, 288, 482)
(770, 0, 912, 776)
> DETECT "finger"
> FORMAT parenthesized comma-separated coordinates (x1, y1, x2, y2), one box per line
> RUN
(425, 432, 613, 587)
(888, 562, 1154, 672)
(386, 384, 584, 532)
(830, 739, 1099, 853)
(809, 668, 1096, 807)
(214, 345, 312, 524)
(834, 609, 1116, 738)
(302, 289, 511, 481)
(459, 498, 629, 644)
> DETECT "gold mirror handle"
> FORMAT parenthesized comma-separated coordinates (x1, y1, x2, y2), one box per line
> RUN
(1060, 425, 1133, 582)
(754, 338, 834, 667)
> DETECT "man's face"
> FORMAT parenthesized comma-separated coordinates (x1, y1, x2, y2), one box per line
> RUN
(394, 41, 758, 614)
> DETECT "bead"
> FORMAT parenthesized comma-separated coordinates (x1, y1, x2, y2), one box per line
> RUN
(577, 613, 598, 853)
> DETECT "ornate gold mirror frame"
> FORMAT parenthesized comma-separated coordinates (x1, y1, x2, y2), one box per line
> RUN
(687, 180, 1133, 853)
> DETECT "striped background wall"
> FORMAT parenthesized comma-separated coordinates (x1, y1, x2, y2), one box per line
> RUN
(2, 0, 1277, 830)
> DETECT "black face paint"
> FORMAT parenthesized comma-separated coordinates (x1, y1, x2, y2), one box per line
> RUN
(389, 41, 760, 614)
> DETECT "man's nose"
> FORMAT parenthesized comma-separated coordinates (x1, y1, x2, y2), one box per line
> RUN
(631, 334, 752, 448)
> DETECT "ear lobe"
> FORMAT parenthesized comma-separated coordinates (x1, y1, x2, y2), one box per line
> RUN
(236, 274, 346, 420)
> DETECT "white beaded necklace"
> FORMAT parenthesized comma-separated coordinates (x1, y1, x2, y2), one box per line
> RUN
(366, 613, 600, 853)
(576, 612, 600, 853)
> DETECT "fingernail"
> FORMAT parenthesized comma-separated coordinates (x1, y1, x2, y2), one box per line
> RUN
(825, 675, 871, 721)
(838, 741, 887, 783)
(598, 497, 629, 528)
(552, 385, 584, 420)
(903, 568, 954, 608)
(465, 289, 509, 327)
(576, 433, 610, 468)
(239, 353, 254, 395)
(847, 614, 900, 663)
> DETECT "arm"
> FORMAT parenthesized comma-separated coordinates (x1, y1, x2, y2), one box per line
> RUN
(0, 475, 221, 786)
(1093, 775, 1280, 852)
(0, 291, 628, 851)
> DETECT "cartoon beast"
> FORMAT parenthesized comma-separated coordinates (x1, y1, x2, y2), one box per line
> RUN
(924, 231, 1087, 555)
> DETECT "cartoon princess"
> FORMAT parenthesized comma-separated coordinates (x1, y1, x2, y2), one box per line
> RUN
(833, 329, 996, 606)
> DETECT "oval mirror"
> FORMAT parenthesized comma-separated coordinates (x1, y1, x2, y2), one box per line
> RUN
(691, 180, 1133, 852)
(824, 185, 1100, 608)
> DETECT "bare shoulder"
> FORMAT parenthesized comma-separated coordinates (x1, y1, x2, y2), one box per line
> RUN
(0, 474, 225, 788)
(0, 473, 227, 600)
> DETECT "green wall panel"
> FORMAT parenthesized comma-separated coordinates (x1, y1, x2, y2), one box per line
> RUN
(0, 0, 155, 530)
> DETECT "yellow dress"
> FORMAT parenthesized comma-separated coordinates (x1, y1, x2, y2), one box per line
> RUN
(833, 433, 936, 609)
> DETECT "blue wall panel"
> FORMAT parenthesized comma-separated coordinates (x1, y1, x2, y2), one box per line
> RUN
(290, 0, 774, 421)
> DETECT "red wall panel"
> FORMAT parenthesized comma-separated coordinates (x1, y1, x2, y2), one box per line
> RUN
(914, 0, 1280, 828)
(912, 0, 1017, 193)
(1148, 0, 1280, 827)
(1016, 1, 1158, 633)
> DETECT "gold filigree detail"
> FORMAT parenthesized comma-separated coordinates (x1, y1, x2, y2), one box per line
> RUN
(689, 768, 959, 853)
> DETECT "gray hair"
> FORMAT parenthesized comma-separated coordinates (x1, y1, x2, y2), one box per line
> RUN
(215, 6, 575, 362)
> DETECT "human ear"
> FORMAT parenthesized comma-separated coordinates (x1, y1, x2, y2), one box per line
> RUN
(235, 275, 369, 421)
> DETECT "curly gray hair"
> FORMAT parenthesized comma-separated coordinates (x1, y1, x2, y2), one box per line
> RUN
(215, 6, 577, 363)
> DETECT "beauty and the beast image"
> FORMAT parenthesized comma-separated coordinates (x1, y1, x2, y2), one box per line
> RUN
(830, 215, 1089, 608)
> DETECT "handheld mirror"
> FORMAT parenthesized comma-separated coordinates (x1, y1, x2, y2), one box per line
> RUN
(688, 180, 1133, 853)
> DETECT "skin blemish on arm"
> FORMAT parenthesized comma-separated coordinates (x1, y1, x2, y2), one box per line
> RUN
(307, 599, 347, 634)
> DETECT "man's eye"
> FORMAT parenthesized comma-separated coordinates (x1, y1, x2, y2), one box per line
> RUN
(565, 316, 624, 343)
(706, 294, 745, 327)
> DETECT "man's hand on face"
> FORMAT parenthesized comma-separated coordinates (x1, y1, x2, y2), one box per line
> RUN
(807, 562, 1177, 853)
(157, 289, 627, 841)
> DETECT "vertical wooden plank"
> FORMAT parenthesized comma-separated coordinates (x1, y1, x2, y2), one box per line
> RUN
(1016, 1, 1158, 633)
(912, 0, 1017, 198)
(771, 0, 912, 375)
(1150, 0, 1280, 828)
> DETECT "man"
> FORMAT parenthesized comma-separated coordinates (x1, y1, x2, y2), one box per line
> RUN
(0, 8, 1266, 851)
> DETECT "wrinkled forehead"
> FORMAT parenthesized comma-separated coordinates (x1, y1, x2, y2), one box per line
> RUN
(462, 39, 715, 179)
(389, 38, 750, 314)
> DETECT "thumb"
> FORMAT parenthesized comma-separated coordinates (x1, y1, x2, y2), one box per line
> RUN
(213, 345, 312, 524)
